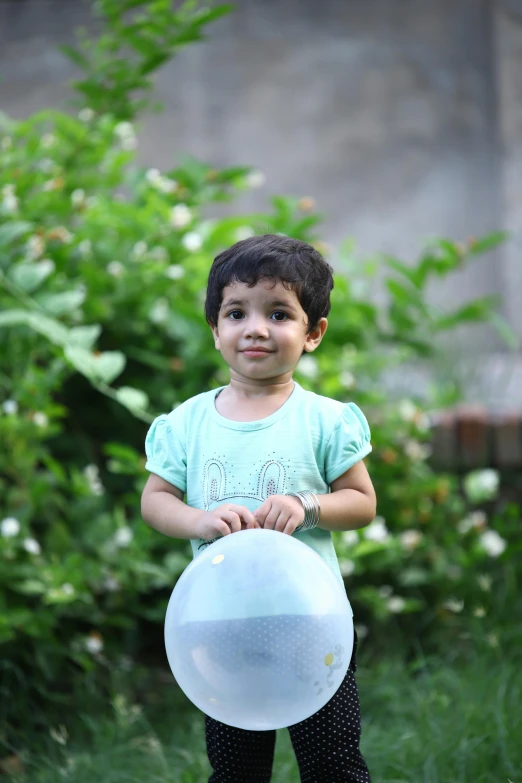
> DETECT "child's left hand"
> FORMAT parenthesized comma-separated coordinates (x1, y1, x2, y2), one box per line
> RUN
(253, 494, 305, 535)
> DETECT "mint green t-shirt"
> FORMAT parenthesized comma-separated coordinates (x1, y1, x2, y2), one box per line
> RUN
(144, 381, 371, 583)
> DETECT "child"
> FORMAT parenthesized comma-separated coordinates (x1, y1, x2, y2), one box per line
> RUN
(141, 233, 376, 782)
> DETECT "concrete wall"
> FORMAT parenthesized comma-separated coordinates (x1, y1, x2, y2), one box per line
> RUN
(1, 0, 521, 409)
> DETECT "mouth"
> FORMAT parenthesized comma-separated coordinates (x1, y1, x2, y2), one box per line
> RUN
(241, 348, 273, 357)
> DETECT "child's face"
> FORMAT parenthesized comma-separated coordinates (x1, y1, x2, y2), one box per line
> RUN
(211, 279, 327, 384)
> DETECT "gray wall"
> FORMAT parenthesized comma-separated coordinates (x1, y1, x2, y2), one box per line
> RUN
(1, 0, 521, 409)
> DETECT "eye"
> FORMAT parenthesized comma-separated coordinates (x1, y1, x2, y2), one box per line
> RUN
(227, 310, 244, 320)
(271, 311, 289, 321)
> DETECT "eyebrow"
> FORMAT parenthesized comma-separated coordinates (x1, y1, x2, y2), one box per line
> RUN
(222, 298, 297, 312)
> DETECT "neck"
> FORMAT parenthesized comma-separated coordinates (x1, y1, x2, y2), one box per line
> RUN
(225, 374, 295, 401)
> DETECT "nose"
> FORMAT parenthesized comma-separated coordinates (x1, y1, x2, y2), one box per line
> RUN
(243, 314, 270, 339)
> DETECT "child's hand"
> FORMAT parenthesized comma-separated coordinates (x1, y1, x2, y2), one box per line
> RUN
(253, 495, 305, 535)
(194, 504, 259, 540)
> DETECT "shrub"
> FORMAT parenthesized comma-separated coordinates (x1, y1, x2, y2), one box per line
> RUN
(0, 0, 519, 723)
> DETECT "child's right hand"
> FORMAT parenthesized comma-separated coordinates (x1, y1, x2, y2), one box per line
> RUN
(194, 504, 259, 541)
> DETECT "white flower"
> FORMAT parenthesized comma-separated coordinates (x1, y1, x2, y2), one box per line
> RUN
(170, 204, 192, 228)
(33, 412, 49, 427)
(297, 355, 319, 379)
(165, 264, 185, 280)
(149, 246, 168, 262)
(71, 189, 86, 208)
(339, 559, 355, 577)
(354, 624, 368, 639)
(479, 530, 507, 557)
(464, 469, 500, 503)
(245, 170, 266, 189)
(363, 517, 390, 543)
(26, 235, 45, 260)
(2, 399, 18, 415)
(1, 517, 20, 537)
(1, 185, 18, 213)
(181, 231, 203, 252)
(477, 574, 492, 591)
(85, 633, 103, 654)
(399, 529, 422, 551)
(83, 464, 104, 495)
(41, 133, 56, 149)
(235, 226, 255, 242)
(444, 598, 464, 613)
(342, 530, 359, 547)
(1, 136, 12, 150)
(103, 575, 121, 592)
(145, 168, 177, 193)
(107, 260, 124, 277)
(473, 606, 486, 618)
(38, 158, 56, 173)
(387, 596, 406, 613)
(49, 725, 68, 745)
(379, 584, 393, 598)
(77, 239, 92, 257)
(339, 371, 356, 389)
(114, 121, 137, 150)
(131, 240, 148, 260)
(61, 583, 74, 596)
(457, 510, 487, 534)
(150, 298, 169, 324)
(23, 537, 41, 555)
(404, 440, 432, 461)
(398, 400, 418, 422)
(114, 526, 133, 548)
(78, 108, 94, 122)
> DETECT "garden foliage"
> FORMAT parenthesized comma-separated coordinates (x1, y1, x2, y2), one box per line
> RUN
(0, 0, 519, 713)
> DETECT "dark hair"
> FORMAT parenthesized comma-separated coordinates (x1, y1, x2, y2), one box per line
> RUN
(204, 234, 334, 332)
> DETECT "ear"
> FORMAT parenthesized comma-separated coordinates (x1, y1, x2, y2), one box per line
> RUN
(210, 323, 220, 350)
(304, 317, 328, 353)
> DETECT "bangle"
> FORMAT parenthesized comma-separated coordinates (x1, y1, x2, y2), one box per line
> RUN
(287, 490, 320, 533)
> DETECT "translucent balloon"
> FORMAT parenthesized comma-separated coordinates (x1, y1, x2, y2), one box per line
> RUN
(164, 528, 353, 730)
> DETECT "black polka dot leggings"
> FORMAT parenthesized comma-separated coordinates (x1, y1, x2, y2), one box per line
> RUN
(205, 634, 370, 783)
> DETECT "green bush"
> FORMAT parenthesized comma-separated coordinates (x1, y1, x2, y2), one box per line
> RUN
(0, 0, 519, 721)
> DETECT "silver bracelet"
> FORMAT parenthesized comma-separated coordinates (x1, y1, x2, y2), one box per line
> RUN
(287, 490, 320, 533)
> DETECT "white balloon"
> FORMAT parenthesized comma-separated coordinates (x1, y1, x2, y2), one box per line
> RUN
(164, 528, 353, 730)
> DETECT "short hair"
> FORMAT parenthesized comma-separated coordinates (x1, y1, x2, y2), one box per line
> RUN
(204, 234, 334, 332)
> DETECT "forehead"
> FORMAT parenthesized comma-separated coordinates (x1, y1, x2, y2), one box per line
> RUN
(220, 279, 301, 308)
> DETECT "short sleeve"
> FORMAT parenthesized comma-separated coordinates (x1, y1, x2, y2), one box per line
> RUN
(325, 403, 372, 485)
(145, 413, 187, 493)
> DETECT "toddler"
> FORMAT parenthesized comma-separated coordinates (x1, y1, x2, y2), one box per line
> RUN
(141, 234, 376, 782)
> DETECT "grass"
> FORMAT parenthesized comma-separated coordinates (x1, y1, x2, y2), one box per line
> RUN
(3, 643, 521, 783)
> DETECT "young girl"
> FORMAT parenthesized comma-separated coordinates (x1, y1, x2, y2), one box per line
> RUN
(141, 234, 376, 782)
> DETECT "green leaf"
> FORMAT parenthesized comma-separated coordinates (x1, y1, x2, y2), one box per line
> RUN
(67, 324, 102, 350)
(0, 221, 33, 247)
(38, 289, 86, 316)
(8, 259, 54, 292)
(115, 385, 149, 412)
(59, 44, 91, 70)
(487, 310, 519, 349)
(433, 297, 498, 330)
(467, 231, 509, 255)
(64, 346, 126, 384)
(0, 309, 69, 345)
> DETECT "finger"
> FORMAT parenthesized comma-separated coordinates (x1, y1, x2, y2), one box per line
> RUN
(234, 505, 256, 528)
(221, 510, 242, 534)
(215, 520, 231, 537)
(282, 517, 299, 536)
(274, 512, 291, 533)
(263, 503, 280, 530)
(253, 501, 269, 526)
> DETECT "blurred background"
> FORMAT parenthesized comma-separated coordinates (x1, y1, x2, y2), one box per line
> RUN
(1, 2, 521, 781)
(2, 0, 522, 406)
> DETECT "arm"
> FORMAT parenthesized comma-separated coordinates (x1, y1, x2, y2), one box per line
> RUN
(317, 459, 376, 532)
(141, 473, 258, 540)
(253, 460, 376, 535)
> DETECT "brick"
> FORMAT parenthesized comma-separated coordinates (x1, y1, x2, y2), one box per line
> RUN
(492, 414, 522, 467)
(455, 405, 490, 469)
(429, 411, 457, 469)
